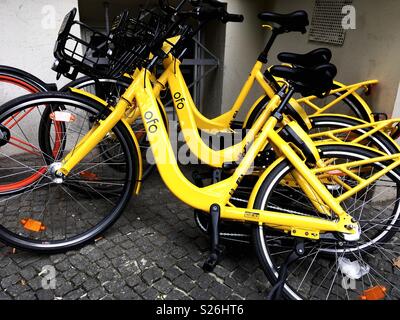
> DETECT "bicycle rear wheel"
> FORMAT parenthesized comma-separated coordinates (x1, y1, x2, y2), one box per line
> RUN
(0, 92, 137, 252)
(253, 144, 400, 300)
(0, 66, 59, 193)
(0, 65, 49, 101)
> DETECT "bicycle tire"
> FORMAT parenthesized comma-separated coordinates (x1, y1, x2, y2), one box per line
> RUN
(0, 66, 60, 194)
(253, 144, 400, 300)
(0, 65, 49, 93)
(0, 92, 138, 253)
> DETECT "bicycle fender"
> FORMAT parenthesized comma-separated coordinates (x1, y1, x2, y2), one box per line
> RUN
(242, 95, 268, 129)
(120, 119, 143, 195)
(69, 87, 109, 106)
(68, 87, 143, 194)
(247, 155, 287, 211)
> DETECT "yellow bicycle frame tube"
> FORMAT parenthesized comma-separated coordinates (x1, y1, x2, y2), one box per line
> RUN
(166, 58, 282, 167)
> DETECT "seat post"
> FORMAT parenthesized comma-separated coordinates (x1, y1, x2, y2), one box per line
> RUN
(258, 29, 279, 64)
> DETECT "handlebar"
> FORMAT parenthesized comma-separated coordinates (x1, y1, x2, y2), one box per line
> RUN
(160, 0, 243, 24)
(222, 13, 244, 23)
(148, 0, 243, 67)
(187, 5, 244, 24)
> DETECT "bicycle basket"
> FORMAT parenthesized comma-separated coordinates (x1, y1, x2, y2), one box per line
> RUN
(107, 8, 168, 74)
(52, 8, 155, 80)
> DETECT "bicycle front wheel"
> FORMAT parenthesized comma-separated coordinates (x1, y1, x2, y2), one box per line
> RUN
(253, 144, 400, 300)
(0, 92, 137, 252)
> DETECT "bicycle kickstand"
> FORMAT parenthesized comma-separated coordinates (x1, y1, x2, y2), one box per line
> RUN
(266, 239, 305, 300)
(202, 204, 225, 272)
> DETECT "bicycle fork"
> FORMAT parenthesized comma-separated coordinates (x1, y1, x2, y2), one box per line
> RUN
(57, 82, 138, 177)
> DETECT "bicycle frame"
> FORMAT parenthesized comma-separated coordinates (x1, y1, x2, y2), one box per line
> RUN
(57, 65, 371, 239)
(122, 54, 381, 168)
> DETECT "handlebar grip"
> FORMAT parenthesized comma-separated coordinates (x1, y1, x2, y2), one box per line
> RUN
(195, 6, 223, 20)
(222, 13, 244, 23)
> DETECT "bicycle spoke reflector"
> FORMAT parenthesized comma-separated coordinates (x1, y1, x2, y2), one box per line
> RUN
(20, 219, 46, 232)
(360, 286, 387, 300)
(79, 171, 99, 181)
(393, 257, 400, 269)
(50, 111, 76, 122)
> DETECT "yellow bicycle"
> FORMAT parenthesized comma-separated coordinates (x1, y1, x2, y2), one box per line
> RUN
(0, 0, 399, 300)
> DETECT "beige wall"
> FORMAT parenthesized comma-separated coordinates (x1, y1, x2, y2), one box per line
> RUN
(221, 0, 268, 118)
(265, 0, 400, 115)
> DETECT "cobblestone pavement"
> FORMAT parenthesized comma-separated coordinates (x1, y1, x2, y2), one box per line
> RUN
(0, 166, 270, 300)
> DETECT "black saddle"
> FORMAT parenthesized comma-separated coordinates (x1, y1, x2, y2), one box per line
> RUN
(258, 11, 309, 34)
(270, 64, 337, 98)
(278, 48, 332, 69)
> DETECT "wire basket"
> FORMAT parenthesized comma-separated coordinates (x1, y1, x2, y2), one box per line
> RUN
(52, 8, 162, 80)
(108, 9, 166, 77)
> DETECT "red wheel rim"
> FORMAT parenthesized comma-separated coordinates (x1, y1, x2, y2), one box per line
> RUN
(0, 75, 63, 192)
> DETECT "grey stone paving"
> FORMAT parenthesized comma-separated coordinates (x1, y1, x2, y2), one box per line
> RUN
(0, 167, 270, 300)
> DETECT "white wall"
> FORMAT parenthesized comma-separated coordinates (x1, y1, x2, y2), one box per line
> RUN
(0, 0, 79, 86)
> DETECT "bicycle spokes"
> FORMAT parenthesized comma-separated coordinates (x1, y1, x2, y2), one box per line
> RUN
(0, 97, 134, 247)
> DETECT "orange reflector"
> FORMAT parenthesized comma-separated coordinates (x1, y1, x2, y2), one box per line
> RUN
(49, 111, 76, 122)
(327, 170, 345, 176)
(21, 219, 46, 232)
(393, 257, 400, 269)
(135, 131, 146, 140)
(79, 171, 98, 181)
(360, 285, 387, 300)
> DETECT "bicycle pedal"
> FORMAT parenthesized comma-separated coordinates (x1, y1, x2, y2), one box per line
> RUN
(203, 253, 219, 272)
(230, 121, 244, 129)
(212, 169, 222, 183)
(192, 170, 214, 187)
(222, 162, 238, 171)
(202, 246, 224, 273)
(372, 112, 388, 121)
